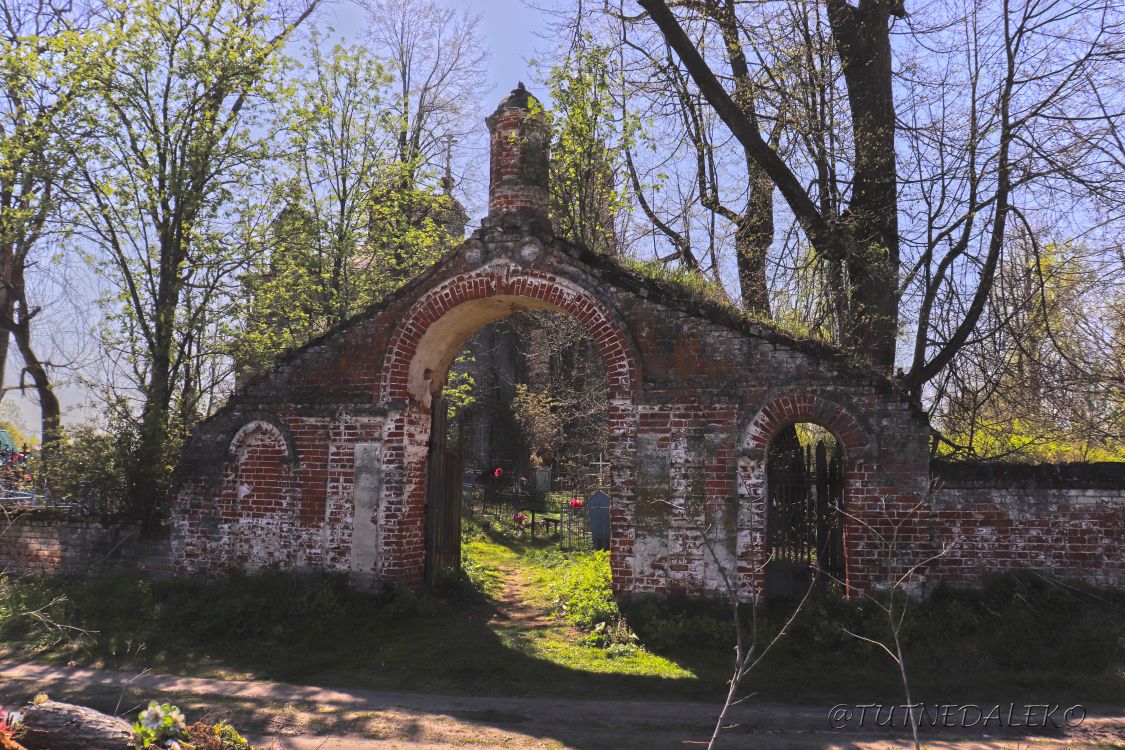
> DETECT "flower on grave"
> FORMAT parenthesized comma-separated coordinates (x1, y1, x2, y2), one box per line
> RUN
(493, 467, 503, 478)
(519, 476, 528, 486)
(569, 498, 583, 508)
(138, 703, 164, 731)
(512, 512, 527, 524)
(133, 700, 188, 749)
(0, 706, 23, 738)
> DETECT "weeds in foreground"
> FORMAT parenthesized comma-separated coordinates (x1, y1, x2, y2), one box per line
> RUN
(0, 542, 1121, 704)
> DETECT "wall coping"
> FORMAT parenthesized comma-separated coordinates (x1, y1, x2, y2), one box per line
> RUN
(932, 459, 1125, 490)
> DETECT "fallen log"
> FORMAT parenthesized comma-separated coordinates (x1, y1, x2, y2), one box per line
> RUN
(18, 699, 135, 750)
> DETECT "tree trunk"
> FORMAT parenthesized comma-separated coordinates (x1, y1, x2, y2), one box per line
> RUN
(826, 0, 901, 372)
(18, 700, 135, 750)
(133, 377, 171, 532)
(11, 318, 60, 461)
(0, 329, 9, 405)
(131, 321, 175, 532)
(736, 159, 774, 317)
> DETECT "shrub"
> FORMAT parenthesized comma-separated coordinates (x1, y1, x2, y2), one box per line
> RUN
(624, 596, 732, 654)
(42, 424, 129, 515)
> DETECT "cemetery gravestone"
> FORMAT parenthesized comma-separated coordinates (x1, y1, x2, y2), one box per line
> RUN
(586, 490, 611, 550)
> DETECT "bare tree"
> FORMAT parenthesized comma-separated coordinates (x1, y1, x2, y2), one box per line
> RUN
(636, 0, 902, 371)
(544, 0, 1124, 403)
(358, 0, 488, 189)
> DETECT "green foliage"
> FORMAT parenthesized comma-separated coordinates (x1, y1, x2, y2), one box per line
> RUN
(510, 384, 563, 455)
(619, 256, 736, 311)
(132, 700, 187, 749)
(1, 565, 1122, 704)
(459, 524, 504, 596)
(543, 35, 631, 256)
(233, 39, 458, 376)
(443, 353, 476, 424)
(213, 723, 251, 750)
(134, 704, 253, 749)
(69, 0, 307, 525)
(42, 424, 130, 514)
(623, 597, 732, 655)
(531, 548, 619, 630)
(937, 243, 1125, 462)
(936, 417, 1125, 463)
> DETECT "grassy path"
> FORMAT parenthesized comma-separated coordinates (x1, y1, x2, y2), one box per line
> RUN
(462, 536, 697, 681)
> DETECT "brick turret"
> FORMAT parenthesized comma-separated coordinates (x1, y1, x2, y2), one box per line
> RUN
(485, 82, 550, 229)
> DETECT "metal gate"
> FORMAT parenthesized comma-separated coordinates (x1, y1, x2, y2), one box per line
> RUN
(765, 439, 845, 596)
(425, 396, 464, 584)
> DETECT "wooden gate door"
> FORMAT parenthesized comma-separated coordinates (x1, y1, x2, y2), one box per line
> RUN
(425, 396, 464, 584)
(765, 439, 846, 597)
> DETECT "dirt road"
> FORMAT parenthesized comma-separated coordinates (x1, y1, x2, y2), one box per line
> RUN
(1, 659, 1122, 749)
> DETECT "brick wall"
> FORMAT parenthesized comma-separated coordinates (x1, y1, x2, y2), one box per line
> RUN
(169, 212, 946, 600)
(0, 512, 171, 577)
(922, 462, 1125, 591)
(163, 83, 1121, 600)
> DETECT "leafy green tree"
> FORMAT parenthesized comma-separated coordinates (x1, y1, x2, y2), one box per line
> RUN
(69, 0, 316, 528)
(0, 3, 96, 456)
(42, 423, 130, 514)
(544, 37, 631, 257)
(235, 40, 459, 375)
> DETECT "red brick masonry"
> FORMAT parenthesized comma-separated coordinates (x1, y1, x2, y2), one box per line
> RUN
(155, 226, 1122, 598)
(6, 84, 1118, 598)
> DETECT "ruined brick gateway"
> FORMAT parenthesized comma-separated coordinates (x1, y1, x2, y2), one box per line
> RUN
(168, 84, 1123, 599)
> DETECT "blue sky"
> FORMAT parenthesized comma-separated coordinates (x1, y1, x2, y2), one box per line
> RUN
(324, 0, 551, 104)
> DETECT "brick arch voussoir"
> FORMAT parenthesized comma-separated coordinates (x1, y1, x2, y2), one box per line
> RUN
(379, 267, 639, 405)
(740, 391, 878, 462)
(227, 418, 298, 467)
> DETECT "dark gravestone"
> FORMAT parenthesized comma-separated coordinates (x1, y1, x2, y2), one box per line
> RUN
(586, 490, 611, 550)
(534, 467, 551, 494)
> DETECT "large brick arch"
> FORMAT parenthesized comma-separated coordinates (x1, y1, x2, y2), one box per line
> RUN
(735, 391, 879, 598)
(379, 263, 639, 407)
(371, 263, 641, 588)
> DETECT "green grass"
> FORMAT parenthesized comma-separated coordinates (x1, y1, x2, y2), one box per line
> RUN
(461, 529, 694, 681)
(1, 520, 1122, 706)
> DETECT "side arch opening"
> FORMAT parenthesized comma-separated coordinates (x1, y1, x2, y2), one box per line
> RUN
(740, 392, 877, 600)
(764, 422, 846, 599)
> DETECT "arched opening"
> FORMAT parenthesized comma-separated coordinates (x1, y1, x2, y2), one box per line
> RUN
(450, 309, 610, 544)
(377, 269, 638, 589)
(764, 422, 846, 598)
